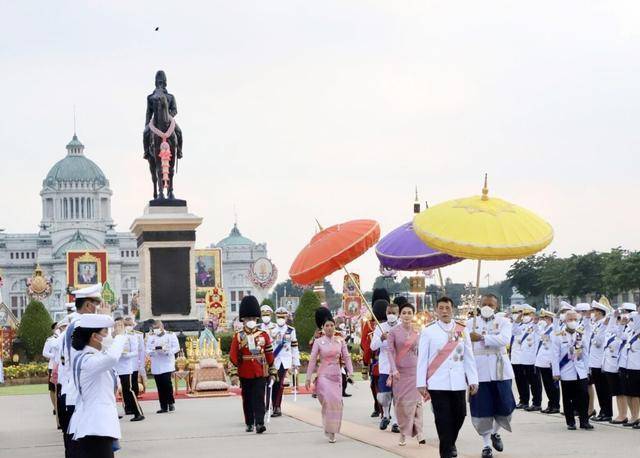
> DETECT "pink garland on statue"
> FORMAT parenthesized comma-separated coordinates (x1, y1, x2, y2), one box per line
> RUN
(148, 117, 176, 189)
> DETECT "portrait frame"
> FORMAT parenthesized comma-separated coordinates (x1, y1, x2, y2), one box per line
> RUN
(66, 251, 108, 300)
(194, 248, 222, 290)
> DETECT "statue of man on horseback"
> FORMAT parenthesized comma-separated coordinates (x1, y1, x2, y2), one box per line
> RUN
(143, 70, 183, 201)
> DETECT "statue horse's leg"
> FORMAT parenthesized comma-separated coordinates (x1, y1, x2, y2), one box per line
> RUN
(147, 157, 158, 200)
(167, 136, 177, 200)
(144, 130, 158, 200)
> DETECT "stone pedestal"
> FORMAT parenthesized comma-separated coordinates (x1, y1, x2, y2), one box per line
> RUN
(130, 203, 202, 330)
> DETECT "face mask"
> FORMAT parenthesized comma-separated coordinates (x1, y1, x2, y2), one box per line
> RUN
(522, 316, 532, 324)
(386, 314, 398, 323)
(262, 316, 271, 324)
(153, 328, 162, 335)
(125, 326, 133, 332)
(480, 306, 494, 319)
(245, 320, 257, 330)
(565, 320, 578, 330)
(559, 313, 566, 322)
(276, 318, 286, 326)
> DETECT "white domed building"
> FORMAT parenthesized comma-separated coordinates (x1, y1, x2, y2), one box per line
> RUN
(0, 134, 139, 320)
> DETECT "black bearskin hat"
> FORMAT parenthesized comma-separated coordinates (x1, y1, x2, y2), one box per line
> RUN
(392, 296, 408, 307)
(373, 299, 390, 322)
(371, 288, 390, 304)
(239, 295, 261, 319)
(315, 307, 333, 329)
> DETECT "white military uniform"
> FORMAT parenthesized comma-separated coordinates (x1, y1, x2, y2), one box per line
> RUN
(115, 331, 141, 376)
(623, 314, 640, 370)
(551, 330, 589, 381)
(511, 321, 540, 366)
(602, 318, 626, 374)
(416, 320, 479, 390)
(146, 332, 180, 374)
(587, 317, 608, 369)
(43, 334, 60, 370)
(271, 324, 300, 370)
(466, 315, 514, 381)
(534, 322, 555, 369)
(69, 334, 127, 441)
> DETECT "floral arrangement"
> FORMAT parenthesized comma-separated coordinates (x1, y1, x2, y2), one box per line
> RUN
(3, 362, 49, 380)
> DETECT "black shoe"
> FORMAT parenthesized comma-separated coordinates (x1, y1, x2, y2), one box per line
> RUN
(246, 424, 254, 432)
(547, 408, 560, 414)
(588, 410, 597, 418)
(580, 422, 594, 430)
(451, 445, 458, 457)
(515, 403, 528, 409)
(609, 418, 628, 424)
(130, 415, 145, 422)
(53, 409, 56, 416)
(342, 393, 352, 397)
(482, 446, 493, 458)
(491, 433, 503, 452)
(592, 415, 611, 422)
(567, 424, 576, 430)
(118, 414, 124, 419)
(271, 408, 282, 417)
(370, 411, 380, 418)
(541, 407, 551, 414)
(391, 423, 400, 433)
(623, 420, 639, 428)
(525, 405, 541, 412)
(156, 409, 168, 414)
(379, 417, 390, 430)
(633, 423, 640, 430)
(168, 404, 175, 412)
(419, 440, 426, 445)
(256, 424, 266, 434)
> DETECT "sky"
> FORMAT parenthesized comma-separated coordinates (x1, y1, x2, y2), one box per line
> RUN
(1, 1, 639, 293)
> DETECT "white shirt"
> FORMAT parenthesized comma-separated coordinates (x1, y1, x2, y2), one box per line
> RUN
(43, 335, 59, 370)
(115, 332, 142, 376)
(466, 315, 513, 382)
(58, 315, 82, 405)
(68, 335, 126, 441)
(534, 323, 555, 368)
(371, 321, 398, 375)
(511, 321, 540, 365)
(551, 330, 589, 381)
(602, 321, 626, 374)
(622, 317, 640, 370)
(271, 324, 300, 370)
(146, 332, 179, 375)
(416, 320, 478, 391)
(587, 318, 608, 369)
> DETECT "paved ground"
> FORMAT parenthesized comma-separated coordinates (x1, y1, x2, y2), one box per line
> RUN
(1, 382, 639, 458)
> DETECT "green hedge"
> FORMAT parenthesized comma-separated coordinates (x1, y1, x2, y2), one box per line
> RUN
(17, 300, 53, 361)
(218, 332, 234, 353)
(293, 290, 320, 352)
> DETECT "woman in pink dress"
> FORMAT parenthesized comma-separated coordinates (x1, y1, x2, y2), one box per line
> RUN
(386, 300, 425, 446)
(305, 316, 354, 443)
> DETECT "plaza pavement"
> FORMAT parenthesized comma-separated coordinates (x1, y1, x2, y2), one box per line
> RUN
(1, 381, 639, 458)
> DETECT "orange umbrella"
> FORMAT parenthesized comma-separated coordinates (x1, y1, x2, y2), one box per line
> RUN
(289, 219, 380, 285)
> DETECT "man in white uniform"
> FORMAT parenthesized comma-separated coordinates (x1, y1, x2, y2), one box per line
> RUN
(114, 317, 145, 421)
(587, 300, 613, 422)
(534, 309, 560, 414)
(417, 297, 478, 458)
(511, 305, 542, 410)
(467, 294, 515, 458)
(146, 320, 180, 413)
(269, 307, 300, 417)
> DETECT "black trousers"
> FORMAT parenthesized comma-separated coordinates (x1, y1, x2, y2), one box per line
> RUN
(153, 372, 175, 411)
(77, 435, 114, 458)
(120, 373, 143, 416)
(342, 373, 348, 394)
(590, 368, 612, 417)
(560, 378, 589, 426)
(132, 371, 140, 396)
(429, 390, 467, 458)
(522, 364, 542, 406)
(241, 377, 267, 426)
(271, 364, 287, 409)
(512, 364, 528, 404)
(57, 393, 78, 458)
(538, 367, 560, 409)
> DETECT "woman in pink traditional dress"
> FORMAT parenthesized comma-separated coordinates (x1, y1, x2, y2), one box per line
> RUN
(305, 316, 354, 443)
(386, 300, 425, 446)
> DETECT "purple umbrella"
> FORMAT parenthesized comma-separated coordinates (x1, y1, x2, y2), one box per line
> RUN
(375, 222, 463, 271)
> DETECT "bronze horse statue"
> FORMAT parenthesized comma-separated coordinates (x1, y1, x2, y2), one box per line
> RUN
(143, 91, 182, 200)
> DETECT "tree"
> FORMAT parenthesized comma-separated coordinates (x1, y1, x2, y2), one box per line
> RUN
(17, 300, 53, 361)
(261, 298, 275, 309)
(293, 290, 321, 352)
(506, 255, 547, 297)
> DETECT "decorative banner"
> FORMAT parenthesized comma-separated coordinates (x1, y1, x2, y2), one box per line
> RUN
(248, 257, 278, 289)
(342, 273, 362, 317)
(409, 276, 425, 293)
(67, 251, 108, 300)
(279, 296, 300, 312)
(205, 286, 226, 327)
(194, 248, 223, 289)
(27, 264, 53, 301)
(102, 281, 116, 305)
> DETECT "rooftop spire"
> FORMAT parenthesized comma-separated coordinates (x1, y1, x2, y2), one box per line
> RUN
(66, 133, 85, 156)
(413, 186, 421, 214)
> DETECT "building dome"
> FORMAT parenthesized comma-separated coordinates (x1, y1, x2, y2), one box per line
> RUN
(43, 135, 107, 187)
(217, 224, 255, 247)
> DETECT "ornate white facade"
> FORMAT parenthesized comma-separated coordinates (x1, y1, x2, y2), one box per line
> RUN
(0, 134, 139, 320)
(209, 224, 275, 322)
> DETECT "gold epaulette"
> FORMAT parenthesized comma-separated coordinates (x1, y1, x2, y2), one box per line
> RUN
(455, 319, 467, 327)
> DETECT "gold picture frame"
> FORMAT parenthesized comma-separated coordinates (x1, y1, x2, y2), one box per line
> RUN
(194, 248, 223, 289)
(73, 252, 104, 287)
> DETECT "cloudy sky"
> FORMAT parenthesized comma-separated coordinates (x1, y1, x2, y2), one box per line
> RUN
(2, 1, 639, 292)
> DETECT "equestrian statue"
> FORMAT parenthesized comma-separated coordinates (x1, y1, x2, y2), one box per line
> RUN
(143, 70, 183, 201)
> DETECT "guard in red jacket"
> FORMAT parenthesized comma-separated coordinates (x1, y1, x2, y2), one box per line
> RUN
(229, 296, 276, 434)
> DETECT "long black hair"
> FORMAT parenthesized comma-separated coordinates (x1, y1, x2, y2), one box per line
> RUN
(72, 327, 103, 351)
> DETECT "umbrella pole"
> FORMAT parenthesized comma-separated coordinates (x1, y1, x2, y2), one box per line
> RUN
(341, 265, 381, 327)
(437, 268, 446, 294)
(475, 260, 482, 302)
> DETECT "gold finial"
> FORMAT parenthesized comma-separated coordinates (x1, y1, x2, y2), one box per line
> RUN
(481, 173, 489, 201)
(414, 186, 419, 202)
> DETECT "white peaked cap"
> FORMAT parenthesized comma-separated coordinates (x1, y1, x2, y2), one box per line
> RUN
(559, 301, 574, 312)
(72, 284, 102, 299)
(511, 305, 523, 312)
(591, 301, 609, 313)
(260, 305, 273, 313)
(65, 302, 77, 311)
(621, 303, 637, 312)
(77, 313, 114, 329)
(275, 307, 289, 315)
(575, 303, 591, 312)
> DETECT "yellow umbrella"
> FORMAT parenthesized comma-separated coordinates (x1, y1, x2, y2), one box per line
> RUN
(413, 175, 553, 298)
